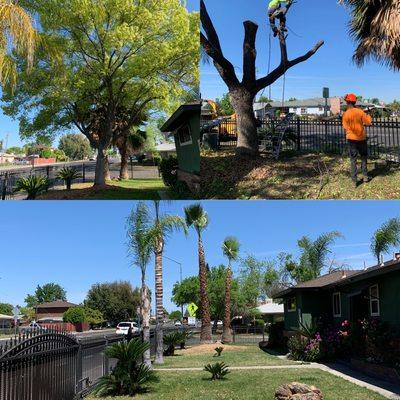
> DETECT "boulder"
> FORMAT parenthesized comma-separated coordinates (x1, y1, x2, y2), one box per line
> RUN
(275, 382, 323, 400)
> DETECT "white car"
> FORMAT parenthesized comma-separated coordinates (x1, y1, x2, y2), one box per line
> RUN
(174, 320, 182, 327)
(211, 320, 223, 327)
(116, 322, 139, 335)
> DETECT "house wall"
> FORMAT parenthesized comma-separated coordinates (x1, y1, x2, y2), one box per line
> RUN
(35, 307, 71, 320)
(173, 112, 200, 174)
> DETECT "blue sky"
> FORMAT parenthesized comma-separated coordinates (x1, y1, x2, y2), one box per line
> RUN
(201, 0, 399, 103)
(1, 200, 399, 313)
(0, 0, 200, 149)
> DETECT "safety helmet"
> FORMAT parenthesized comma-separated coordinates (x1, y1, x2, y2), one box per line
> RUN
(344, 93, 357, 103)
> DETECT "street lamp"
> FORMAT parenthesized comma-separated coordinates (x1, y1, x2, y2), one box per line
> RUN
(163, 255, 184, 317)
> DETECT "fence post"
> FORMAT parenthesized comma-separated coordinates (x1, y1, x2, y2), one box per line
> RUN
(75, 339, 83, 395)
(104, 336, 109, 375)
(1, 172, 8, 200)
(82, 163, 86, 183)
(296, 118, 301, 151)
(232, 327, 235, 343)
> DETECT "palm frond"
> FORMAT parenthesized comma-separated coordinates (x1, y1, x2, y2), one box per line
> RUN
(371, 218, 400, 263)
(222, 236, 240, 263)
(184, 203, 209, 235)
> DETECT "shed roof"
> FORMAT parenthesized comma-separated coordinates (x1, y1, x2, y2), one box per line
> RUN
(257, 302, 284, 315)
(35, 301, 78, 309)
(160, 102, 201, 132)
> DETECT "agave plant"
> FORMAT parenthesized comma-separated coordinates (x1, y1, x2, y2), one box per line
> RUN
(14, 175, 49, 200)
(204, 362, 230, 380)
(92, 339, 158, 397)
(163, 330, 193, 356)
(56, 167, 81, 190)
(214, 347, 224, 357)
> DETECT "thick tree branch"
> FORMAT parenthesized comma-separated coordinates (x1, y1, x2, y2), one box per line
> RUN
(242, 21, 258, 85)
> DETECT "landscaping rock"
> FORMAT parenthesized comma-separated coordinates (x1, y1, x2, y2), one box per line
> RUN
(275, 382, 323, 400)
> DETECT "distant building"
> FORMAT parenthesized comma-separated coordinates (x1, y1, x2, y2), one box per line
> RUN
(34, 300, 79, 322)
(257, 300, 284, 323)
(0, 314, 13, 329)
(0, 153, 15, 164)
(155, 142, 176, 159)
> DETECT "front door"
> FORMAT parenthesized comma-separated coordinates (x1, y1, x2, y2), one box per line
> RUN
(350, 291, 369, 323)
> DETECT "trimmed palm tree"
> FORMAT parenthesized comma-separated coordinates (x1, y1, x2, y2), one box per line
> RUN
(56, 167, 81, 190)
(221, 236, 240, 343)
(340, 0, 400, 70)
(0, 0, 36, 88)
(184, 203, 212, 343)
(127, 202, 153, 367)
(149, 201, 187, 365)
(371, 218, 400, 264)
(14, 175, 49, 200)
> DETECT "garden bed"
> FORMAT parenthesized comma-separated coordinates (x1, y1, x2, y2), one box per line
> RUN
(351, 359, 400, 385)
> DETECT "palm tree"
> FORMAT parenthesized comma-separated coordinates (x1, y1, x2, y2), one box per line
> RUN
(184, 203, 212, 343)
(127, 202, 153, 367)
(0, 0, 36, 88)
(371, 218, 400, 264)
(221, 236, 240, 343)
(340, 0, 400, 70)
(149, 201, 187, 365)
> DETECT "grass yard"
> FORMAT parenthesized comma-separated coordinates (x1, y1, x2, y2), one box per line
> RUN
(200, 150, 400, 200)
(87, 369, 387, 400)
(154, 343, 295, 369)
(37, 179, 167, 200)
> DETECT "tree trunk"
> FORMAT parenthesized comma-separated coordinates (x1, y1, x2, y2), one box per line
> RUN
(141, 282, 151, 367)
(119, 143, 129, 180)
(95, 145, 108, 186)
(230, 88, 259, 157)
(222, 264, 233, 343)
(154, 244, 164, 365)
(198, 235, 212, 343)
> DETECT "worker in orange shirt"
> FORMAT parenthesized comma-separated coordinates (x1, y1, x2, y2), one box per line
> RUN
(342, 93, 372, 188)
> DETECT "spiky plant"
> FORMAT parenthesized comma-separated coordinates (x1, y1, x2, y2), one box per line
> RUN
(0, 0, 36, 89)
(184, 203, 212, 343)
(56, 167, 81, 190)
(92, 339, 158, 397)
(214, 347, 224, 357)
(14, 175, 49, 200)
(204, 362, 230, 380)
(371, 218, 400, 264)
(340, 0, 400, 70)
(163, 331, 182, 356)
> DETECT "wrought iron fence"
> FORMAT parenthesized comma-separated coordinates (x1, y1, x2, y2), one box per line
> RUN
(209, 117, 400, 162)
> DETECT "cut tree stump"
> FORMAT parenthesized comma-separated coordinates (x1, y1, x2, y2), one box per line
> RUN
(275, 382, 323, 400)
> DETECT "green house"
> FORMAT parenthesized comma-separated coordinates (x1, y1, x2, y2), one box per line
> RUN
(161, 102, 200, 191)
(273, 255, 400, 335)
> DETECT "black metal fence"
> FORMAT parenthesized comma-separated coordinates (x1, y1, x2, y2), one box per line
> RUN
(0, 329, 126, 400)
(214, 117, 400, 162)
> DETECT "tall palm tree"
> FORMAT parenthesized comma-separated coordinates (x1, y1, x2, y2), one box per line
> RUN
(184, 203, 212, 343)
(371, 218, 400, 264)
(150, 201, 187, 365)
(0, 0, 36, 88)
(221, 236, 240, 343)
(340, 0, 400, 70)
(127, 202, 153, 367)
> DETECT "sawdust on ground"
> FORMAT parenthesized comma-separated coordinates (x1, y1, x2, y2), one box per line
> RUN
(179, 342, 247, 355)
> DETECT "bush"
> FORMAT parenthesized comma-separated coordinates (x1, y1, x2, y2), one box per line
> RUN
(63, 307, 86, 324)
(266, 321, 286, 350)
(40, 149, 53, 159)
(214, 347, 224, 357)
(254, 319, 266, 328)
(56, 167, 82, 190)
(14, 175, 49, 200)
(204, 362, 230, 380)
(159, 156, 178, 187)
(92, 339, 157, 397)
(287, 334, 321, 362)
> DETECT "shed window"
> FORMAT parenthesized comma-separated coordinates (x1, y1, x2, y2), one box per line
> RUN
(287, 297, 296, 312)
(333, 292, 341, 317)
(369, 285, 380, 316)
(177, 124, 192, 146)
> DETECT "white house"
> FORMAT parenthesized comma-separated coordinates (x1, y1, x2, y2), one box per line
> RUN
(257, 300, 284, 323)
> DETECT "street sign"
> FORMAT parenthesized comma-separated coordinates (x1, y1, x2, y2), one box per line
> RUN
(323, 87, 330, 99)
(187, 303, 198, 317)
(13, 306, 20, 318)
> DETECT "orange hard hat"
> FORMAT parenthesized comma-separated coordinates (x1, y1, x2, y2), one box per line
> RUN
(344, 93, 357, 103)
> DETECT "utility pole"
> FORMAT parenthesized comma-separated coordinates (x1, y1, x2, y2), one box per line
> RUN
(163, 255, 184, 318)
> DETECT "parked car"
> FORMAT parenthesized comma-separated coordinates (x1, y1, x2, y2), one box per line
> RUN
(174, 320, 182, 327)
(115, 322, 139, 335)
(20, 322, 48, 334)
(211, 320, 223, 327)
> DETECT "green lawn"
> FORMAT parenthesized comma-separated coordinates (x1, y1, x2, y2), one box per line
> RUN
(154, 344, 295, 369)
(38, 179, 166, 200)
(200, 150, 400, 199)
(87, 369, 386, 400)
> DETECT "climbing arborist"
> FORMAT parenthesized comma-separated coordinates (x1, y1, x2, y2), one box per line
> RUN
(342, 93, 373, 188)
(268, 0, 290, 37)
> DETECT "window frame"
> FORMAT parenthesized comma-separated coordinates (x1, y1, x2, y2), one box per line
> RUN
(332, 292, 341, 317)
(369, 284, 380, 317)
(287, 297, 297, 313)
(176, 123, 192, 147)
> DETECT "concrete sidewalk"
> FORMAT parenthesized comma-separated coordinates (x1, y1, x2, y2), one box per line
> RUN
(156, 363, 400, 399)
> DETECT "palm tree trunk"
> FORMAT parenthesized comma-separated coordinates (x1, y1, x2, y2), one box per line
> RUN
(141, 278, 151, 367)
(198, 235, 212, 342)
(222, 264, 233, 343)
(154, 242, 164, 364)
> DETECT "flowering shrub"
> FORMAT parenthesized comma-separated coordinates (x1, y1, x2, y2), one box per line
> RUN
(288, 333, 322, 362)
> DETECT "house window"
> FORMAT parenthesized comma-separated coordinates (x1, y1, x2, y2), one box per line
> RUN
(333, 292, 341, 317)
(369, 285, 380, 316)
(287, 297, 296, 312)
(177, 124, 192, 146)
